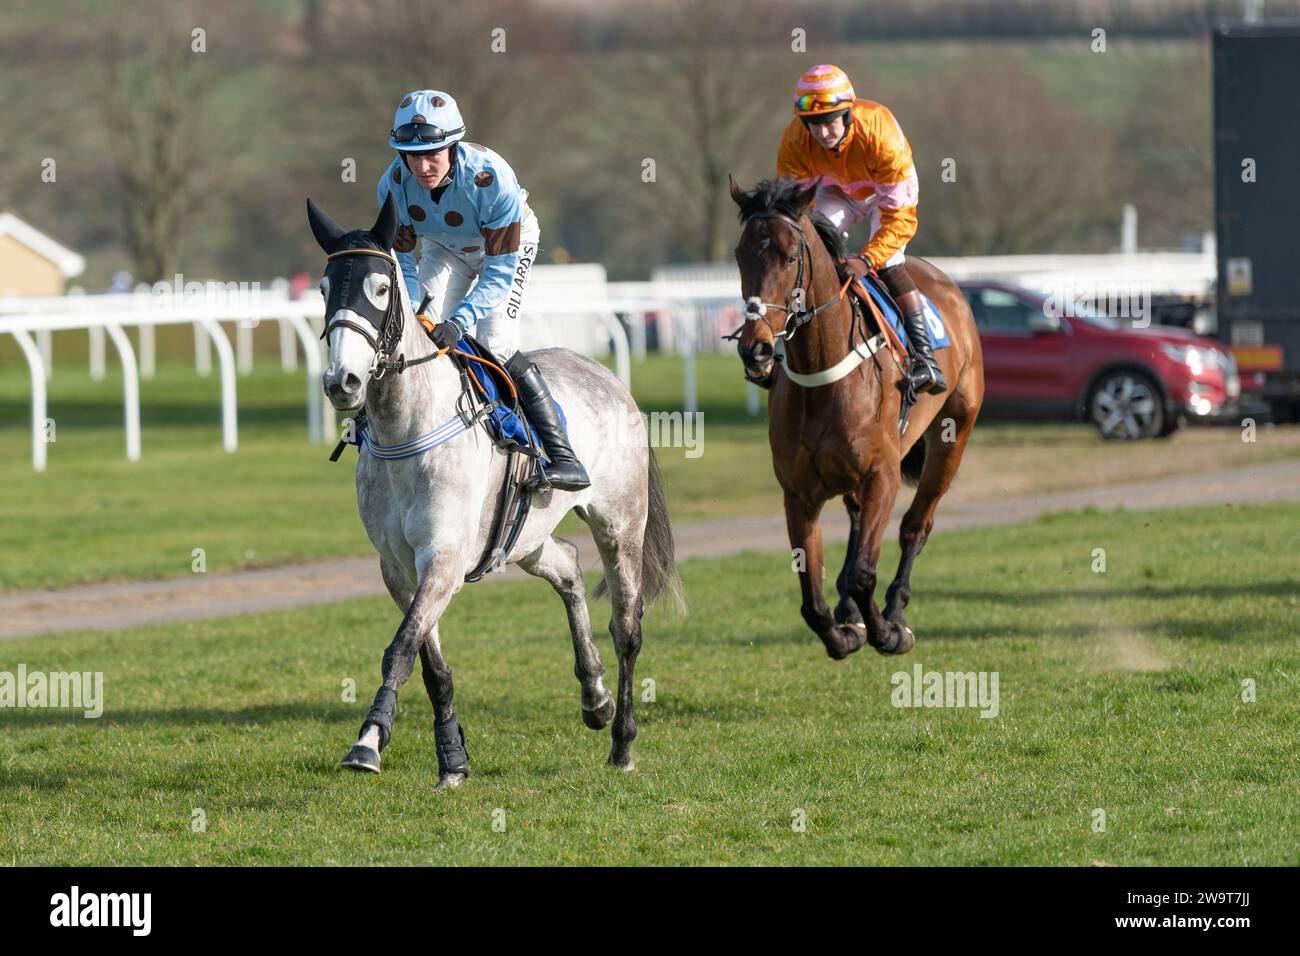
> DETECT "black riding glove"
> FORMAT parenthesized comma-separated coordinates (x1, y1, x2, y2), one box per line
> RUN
(430, 319, 463, 351)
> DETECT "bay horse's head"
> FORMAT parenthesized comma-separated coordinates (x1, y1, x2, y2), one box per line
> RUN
(729, 175, 840, 387)
(307, 194, 403, 411)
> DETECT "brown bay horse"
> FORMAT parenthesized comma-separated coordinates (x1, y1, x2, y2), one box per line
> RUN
(729, 176, 984, 659)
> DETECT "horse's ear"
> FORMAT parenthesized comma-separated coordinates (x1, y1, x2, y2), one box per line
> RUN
(728, 174, 749, 209)
(370, 192, 400, 251)
(307, 199, 345, 252)
(795, 176, 822, 213)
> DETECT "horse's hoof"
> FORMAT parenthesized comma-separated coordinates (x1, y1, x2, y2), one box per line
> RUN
(822, 625, 867, 660)
(434, 772, 467, 791)
(872, 624, 916, 656)
(834, 602, 865, 629)
(582, 694, 615, 730)
(340, 745, 381, 773)
(606, 754, 636, 772)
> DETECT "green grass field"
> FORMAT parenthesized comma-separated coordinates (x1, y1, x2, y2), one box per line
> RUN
(2, 503, 1295, 865)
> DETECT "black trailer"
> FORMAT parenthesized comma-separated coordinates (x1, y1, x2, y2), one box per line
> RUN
(1213, 20, 1300, 420)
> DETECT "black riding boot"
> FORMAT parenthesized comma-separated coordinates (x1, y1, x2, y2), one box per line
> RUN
(505, 352, 591, 491)
(878, 263, 947, 395)
(896, 291, 948, 395)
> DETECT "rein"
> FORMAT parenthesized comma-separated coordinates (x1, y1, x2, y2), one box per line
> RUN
(320, 247, 441, 379)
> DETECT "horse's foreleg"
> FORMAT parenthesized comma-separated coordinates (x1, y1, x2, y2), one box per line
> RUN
(518, 535, 613, 731)
(418, 623, 470, 789)
(341, 554, 458, 775)
(849, 463, 914, 655)
(784, 490, 864, 660)
(833, 494, 864, 628)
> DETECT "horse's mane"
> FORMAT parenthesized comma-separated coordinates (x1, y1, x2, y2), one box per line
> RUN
(737, 177, 849, 274)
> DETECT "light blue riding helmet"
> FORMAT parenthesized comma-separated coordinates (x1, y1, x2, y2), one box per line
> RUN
(388, 89, 466, 152)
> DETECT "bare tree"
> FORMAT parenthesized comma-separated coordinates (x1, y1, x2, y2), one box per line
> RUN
(896, 61, 1118, 256)
(324, 0, 557, 157)
(583, 0, 793, 266)
(100, 11, 226, 282)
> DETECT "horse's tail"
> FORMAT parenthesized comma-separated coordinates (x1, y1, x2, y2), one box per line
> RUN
(594, 448, 687, 615)
(901, 437, 926, 487)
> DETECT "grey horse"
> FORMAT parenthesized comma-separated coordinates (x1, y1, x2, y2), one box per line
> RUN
(308, 195, 684, 787)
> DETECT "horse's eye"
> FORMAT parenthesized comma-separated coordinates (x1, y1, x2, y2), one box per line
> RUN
(788, 255, 797, 265)
(377, 284, 389, 295)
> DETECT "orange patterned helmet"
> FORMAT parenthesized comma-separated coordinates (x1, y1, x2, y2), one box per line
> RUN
(793, 64, 856, 116)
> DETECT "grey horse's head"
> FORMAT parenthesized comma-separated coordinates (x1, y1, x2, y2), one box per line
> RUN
(307, 194, 403, 411)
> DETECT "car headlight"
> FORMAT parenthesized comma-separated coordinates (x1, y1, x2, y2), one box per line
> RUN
(1160, 343, 1206, 374)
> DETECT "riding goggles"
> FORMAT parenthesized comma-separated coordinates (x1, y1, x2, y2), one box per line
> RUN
(391, 122, 465, 145)
(795, 91, 854, 114)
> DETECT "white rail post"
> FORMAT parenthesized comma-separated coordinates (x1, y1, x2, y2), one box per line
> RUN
(36, 328, 53, 378)
(633, 312, 647, 361)
(101, 322, 141, 462)
(681, 306, 697, 417)
(198, 318, 238, 452)
(10, 328, 48, 472)
(237, 319, 255, 375)
(139, 324, 156, 380)
(279, 318, 298, 372)
(598, 311, 631, 389)
(88, 325, 106, 381)
(284, 311, 327, 443)
(194, 321, 212, 377)
(746, 382, 760, 416)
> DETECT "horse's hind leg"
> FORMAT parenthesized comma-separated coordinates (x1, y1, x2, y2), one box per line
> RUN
(518, 535, 614, 730)
(587, 517, 645, 771)
(884, 397, 979, 631)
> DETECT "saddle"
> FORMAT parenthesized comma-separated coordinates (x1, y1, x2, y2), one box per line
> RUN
(845, 268, 918, 434)
(444, 334, 548, 583)
(328, 328, 550, 585)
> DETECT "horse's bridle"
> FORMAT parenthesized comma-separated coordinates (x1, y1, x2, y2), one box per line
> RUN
(723, 211, 849, 344)
(319, 247, 438, 380)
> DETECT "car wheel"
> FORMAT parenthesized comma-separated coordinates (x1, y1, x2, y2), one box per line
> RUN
(1088, 370, 1165, 440)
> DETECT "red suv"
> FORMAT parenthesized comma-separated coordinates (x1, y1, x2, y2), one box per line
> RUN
(960, 281, 1244, 439)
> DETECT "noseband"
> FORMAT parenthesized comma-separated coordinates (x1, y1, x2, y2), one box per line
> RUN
(723, 212, 850, 344)
(320, 247, 438, 379)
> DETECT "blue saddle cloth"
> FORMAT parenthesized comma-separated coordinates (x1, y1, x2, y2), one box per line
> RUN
(456, 336, 564, 465)
(858, 275, 952, 350)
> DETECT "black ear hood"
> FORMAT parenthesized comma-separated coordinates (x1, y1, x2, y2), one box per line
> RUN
(307, 198, 346, 252)
(371, 192, 399, 250)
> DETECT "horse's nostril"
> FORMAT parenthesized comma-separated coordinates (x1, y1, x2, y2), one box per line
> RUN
(751, 342, 774, 363)
(343, 373, 362, 394)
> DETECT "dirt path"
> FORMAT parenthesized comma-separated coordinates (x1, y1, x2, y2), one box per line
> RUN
(3, 458, 1297, 640)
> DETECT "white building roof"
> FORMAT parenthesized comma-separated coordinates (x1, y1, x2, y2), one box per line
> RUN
(0, 212, 86, 278)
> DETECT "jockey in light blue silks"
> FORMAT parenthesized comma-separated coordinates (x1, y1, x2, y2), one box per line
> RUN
(377, 89, 590, 490)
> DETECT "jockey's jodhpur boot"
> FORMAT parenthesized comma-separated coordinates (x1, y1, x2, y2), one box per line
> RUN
(505, 352, 592, 491)
(879, 262, 947, 395)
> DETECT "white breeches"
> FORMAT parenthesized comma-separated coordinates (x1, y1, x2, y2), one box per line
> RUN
(815, 188, 907, 268)
(416, 204, 541, 360)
